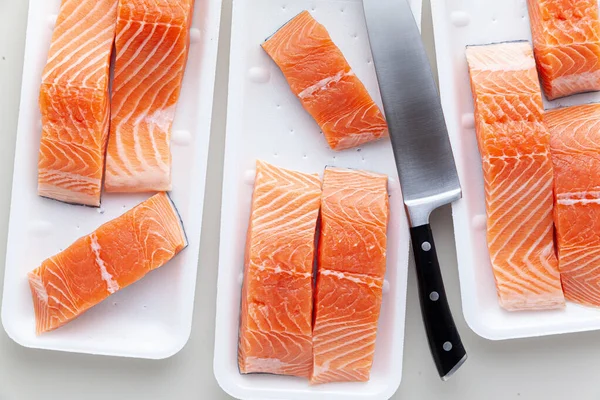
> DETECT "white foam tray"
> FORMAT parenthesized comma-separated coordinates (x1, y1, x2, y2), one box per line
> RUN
(432, 0, 600, 340)
(213, 0, 422, 399)
(0, 0, 221, 358)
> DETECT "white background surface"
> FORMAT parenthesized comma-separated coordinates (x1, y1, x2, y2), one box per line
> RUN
(1, 1, 600, 399)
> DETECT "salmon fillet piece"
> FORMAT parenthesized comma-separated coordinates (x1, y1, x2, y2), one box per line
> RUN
(105, 0, 194, 192)
(27, 193, 187, 334)
(311, 167, 388, 384)
(238, 161, 321, 377)
(466, 42, 565, 311)
(38, 0, 118, 206)
(546, 104, 600, 306)
(527, 0, 600, 99)
(262, 11, 388, 151)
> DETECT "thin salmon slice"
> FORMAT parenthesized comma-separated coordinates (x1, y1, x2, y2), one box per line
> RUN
(527, 0, 600, 99)
(38, 0, 118, 206)
(466, 42, 565, 311)
(238, 160, 321, 377)
(28, 193, 187, 334)
(262, 11, 388, 151)
(311, 167, 388, 384)
(105, 0, 194, 192)
(546, 104, 600, 306)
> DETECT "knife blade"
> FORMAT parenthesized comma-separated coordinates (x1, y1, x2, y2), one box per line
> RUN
(362, 0, 467, 380)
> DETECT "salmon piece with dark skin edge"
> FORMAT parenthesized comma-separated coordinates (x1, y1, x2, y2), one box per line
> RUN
(238, 161, 321, 377)
(105, 0, 194, 193)
(546, 104, 600, 307)
(262, 11, 388, 151)
(466, 42, 565, 311)
(311, 167, 388, 384)
(527, 0, 600, 100)
(38, 0, 118, 207)
(28, 192, 187, 334)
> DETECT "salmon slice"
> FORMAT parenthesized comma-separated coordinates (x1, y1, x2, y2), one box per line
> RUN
(546, 104, 600, 306)
(311, 167, 388, 384)
(27, 193, 187, 334)
(105, 0, 194, 192)
(527, 0, 600, 99)
(238, 160, 321, 377)
(466, 42, 565, 311)
(262, 11, 388, 151)
(38, 0, 118, 206)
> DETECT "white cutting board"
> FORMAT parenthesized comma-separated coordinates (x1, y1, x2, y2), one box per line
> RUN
(0, 0, 221, 358)
(432, 0, 600, 340)
(213, 0, 422, 399)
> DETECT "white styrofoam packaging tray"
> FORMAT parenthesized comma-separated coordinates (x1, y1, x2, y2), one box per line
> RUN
(0, 0, 221, 358)
(214, 0, 421, 399)
(432, 0, 600, 340)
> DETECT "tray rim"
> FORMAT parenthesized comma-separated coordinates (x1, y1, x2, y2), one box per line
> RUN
(213, 0, 423, 398)
(0, 0, 223, 358)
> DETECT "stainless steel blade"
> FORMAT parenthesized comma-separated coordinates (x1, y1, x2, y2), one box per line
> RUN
(363, 0, 461, 227)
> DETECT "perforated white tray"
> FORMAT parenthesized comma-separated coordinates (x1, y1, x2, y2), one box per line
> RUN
(213, 0, 421, 399)
(432, 0, 600, 340)
(0, 0, 221, 358)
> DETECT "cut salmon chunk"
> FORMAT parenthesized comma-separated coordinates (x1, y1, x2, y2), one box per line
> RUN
(38, 0, 118, 206)
(466, 42, 565, 311)
(527, 0, 600, 99)
(28, 193, 187, 334)
(311, 167, 388, 384)
(262, 11, 388, 151)
(238, 161, 321, 377)
(105, 0, 194, 192)
(546, 104, 600, 306)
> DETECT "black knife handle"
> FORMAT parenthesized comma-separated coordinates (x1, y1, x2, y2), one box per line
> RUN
(410, 224, 467, 380)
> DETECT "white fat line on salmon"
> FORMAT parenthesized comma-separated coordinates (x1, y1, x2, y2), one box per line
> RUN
(39, 169, 102, 186)
(28, 272, 49, 304)
(90, 233, 120, 294)
(142, 105, 176, 140)
(558, 191, 600, 205)
(551, 71, 600, 89)
(298, 70, 355, 99)
(482, 152, 550, 162)
(43, 0, 105, 70)
(466, 43, 536, 72)
(312, 361, 330, 377)
(245, 357, 287, 373)
(320, 270, 382, 287)
(253, 263, 312, 278)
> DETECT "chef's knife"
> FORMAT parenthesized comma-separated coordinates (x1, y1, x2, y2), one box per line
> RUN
(362, 0, 467, 380)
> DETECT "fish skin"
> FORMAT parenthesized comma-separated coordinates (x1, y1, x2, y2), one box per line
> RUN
(28, 193, 187, 334)
(262, 11, 388, 151)
(105, 0, 194, 193)
(466, 42, 565, 311)
(546, 104, 600, 307)
(38, 0, 118, 207)
(527, 0, 600, 100)
(238, 161, 321, 377)
(311, 167, 388, 384)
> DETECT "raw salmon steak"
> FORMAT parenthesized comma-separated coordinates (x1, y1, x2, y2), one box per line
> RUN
(105, 0, 194, 192)
(311, 167, 388, 384)
(466, 42, 565, 311)
(546, 104, 600, 306)
(262, 11, 388, 151)
(27, 193, 187, 334)
(527, 0, 600, 99)
(38, 0, 118, 206)
(238, 160, 321, 377)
